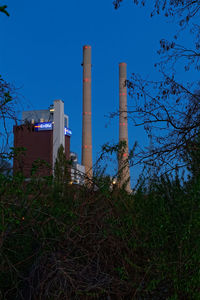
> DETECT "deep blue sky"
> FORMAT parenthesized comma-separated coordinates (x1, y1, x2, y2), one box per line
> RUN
(1, 0, 178, 186)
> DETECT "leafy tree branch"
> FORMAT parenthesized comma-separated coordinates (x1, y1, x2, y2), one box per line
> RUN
(0, 5, 9, 16)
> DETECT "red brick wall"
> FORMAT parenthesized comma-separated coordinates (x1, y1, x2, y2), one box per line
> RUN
(65, 135, 70, 161)
(13, 125, 70, 177)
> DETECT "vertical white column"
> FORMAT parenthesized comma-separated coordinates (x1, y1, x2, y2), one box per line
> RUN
(53, 99, 65, 168)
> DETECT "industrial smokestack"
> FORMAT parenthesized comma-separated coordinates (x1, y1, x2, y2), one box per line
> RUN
(118, 63, 131, 192)
(81, 45, 93, 178)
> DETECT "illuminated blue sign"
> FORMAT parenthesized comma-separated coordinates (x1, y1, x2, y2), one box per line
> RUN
(34, 122, 72, 136)
(35, 122, 53, 131)
(65, 127, 72, 136)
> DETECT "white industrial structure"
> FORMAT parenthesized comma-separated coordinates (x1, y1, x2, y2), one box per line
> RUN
(53, 100, 65, 167)
(70, 152, 85, 185)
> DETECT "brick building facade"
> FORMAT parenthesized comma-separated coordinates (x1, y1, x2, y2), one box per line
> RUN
(13, 100, 71, 177)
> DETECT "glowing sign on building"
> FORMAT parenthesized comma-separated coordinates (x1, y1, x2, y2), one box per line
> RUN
(34, 122, 53, 131)
(35, 122, 72, 136)
(65, 128, 72, 136)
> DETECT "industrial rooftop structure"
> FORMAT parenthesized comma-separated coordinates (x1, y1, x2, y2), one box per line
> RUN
(13, 100, 72, 177)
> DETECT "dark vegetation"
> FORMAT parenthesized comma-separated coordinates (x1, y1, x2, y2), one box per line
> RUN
(1, 154, 200, 299)
(1, 1, 200, 299)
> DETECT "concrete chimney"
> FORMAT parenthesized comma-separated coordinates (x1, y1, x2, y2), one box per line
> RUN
(118, 63, 131, 192)
(81, 45, 93, 178)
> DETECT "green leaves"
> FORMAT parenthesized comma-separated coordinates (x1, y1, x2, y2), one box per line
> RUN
(1, 163, 200, 298)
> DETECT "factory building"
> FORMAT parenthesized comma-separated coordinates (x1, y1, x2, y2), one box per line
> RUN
(13, 45, 132, 190)
(13, 100, 75, 177)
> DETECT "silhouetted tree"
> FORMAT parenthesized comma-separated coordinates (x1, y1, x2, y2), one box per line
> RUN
(54, 145, 70, 184)
(0, 4, 17, 160)
(0, 76, 17, 157)
(113, 0, 200, 173)
(113, 0, 200, 23)
(0, 5, 9, 16)
(182, 131, 200, 183)
(0, 157, 11, 175)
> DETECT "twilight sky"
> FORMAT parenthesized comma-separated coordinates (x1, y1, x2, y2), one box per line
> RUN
(1, 0, 179, 186)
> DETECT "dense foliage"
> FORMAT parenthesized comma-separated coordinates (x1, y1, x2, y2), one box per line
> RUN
(1, 168, 200, 299)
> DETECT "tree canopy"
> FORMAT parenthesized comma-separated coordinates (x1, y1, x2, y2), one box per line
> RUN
(113, 0, 200, 175)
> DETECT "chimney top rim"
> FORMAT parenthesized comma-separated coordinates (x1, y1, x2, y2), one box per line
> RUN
(83, 45, 91, 49)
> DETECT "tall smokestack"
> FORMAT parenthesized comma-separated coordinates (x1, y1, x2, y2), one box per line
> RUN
(81, 45, 93, 178)
(118, 63, 131, 192)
